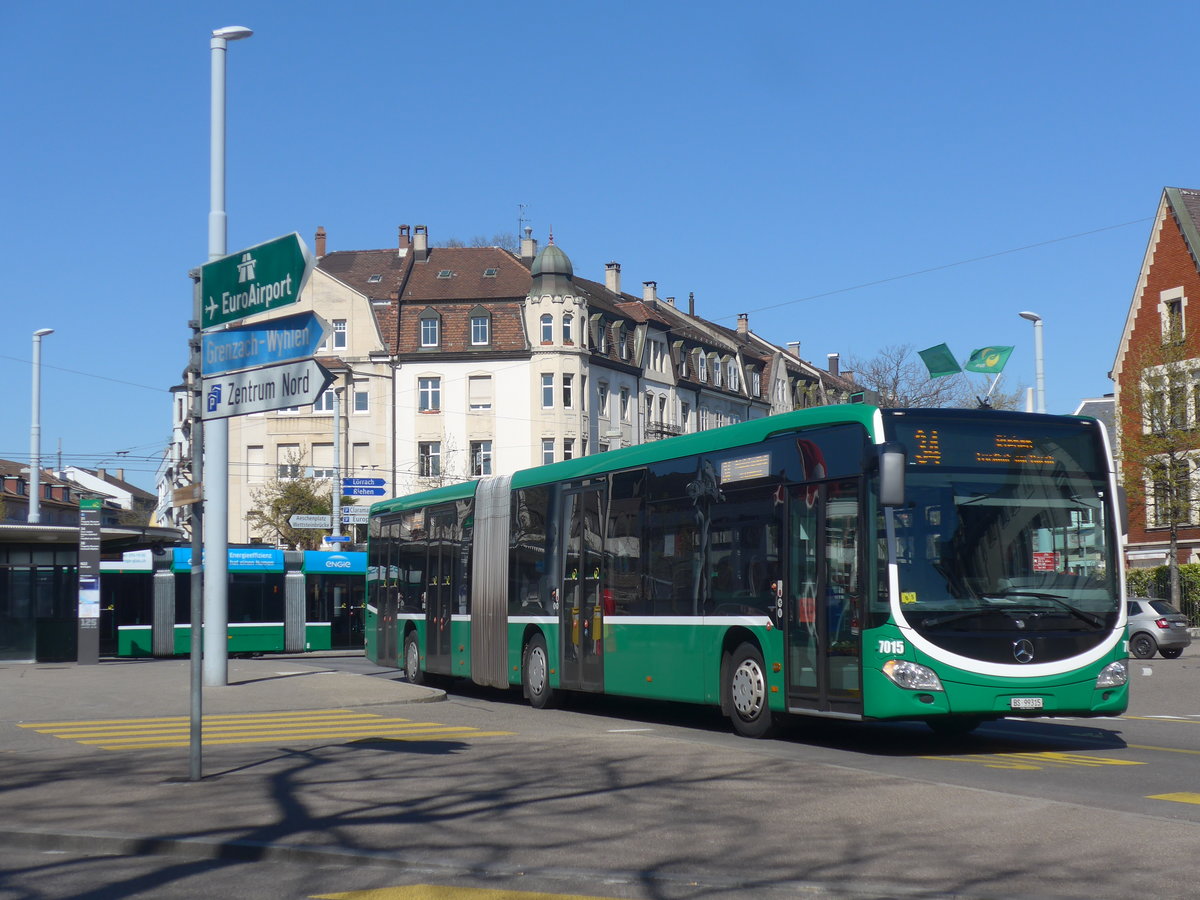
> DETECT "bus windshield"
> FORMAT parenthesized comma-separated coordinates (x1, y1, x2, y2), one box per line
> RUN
(883, 413, 1120, 643)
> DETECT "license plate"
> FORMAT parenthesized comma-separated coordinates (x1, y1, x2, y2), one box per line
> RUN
(1010, 697, 1044, 710)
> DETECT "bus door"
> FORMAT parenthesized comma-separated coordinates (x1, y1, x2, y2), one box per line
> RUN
(424, 506, 456, 674)
(559, 485, 605, 692)
(786, 478, 863, 715)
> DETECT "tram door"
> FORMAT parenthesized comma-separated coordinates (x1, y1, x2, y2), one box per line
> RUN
(424, 506, 456, 674)
(559, 485, 605, 692)
(786, 478, 863, 715)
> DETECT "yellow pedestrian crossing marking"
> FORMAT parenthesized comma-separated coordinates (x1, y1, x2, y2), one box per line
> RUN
(18, 710, 514, 750)
(924, 751, 1146, 770)
(1148, 792, 1200, 805)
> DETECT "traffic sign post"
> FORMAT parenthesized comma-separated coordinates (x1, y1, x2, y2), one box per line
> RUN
(201, 311, 329, 376)
(200, 232, 314, 331)
(203, 358, 332, 419)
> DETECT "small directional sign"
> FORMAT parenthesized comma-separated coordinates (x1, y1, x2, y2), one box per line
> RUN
(203, 358, 332, 419)
(201, 232, 314, 331)
(289, 514, 332, 529)
(342, 508, 369, 524)
(202, 311, 329, 376)
(342, 477, 386, 488)
(343, 486, 387, 497)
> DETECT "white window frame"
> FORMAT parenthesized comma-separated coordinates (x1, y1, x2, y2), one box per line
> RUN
(418, 376, 441, 413)
(541, 373, 554, 409)
(471, 314, 490, 346)
(420, 314, 440, 348)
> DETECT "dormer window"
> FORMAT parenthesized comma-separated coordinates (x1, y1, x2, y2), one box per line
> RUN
(420, 308, 441, 347)
(470, 306, 491, 346)
(698, 354, 708, 383)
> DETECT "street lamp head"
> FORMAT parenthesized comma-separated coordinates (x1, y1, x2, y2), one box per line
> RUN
(1018, 311, 1042, 323)
(33, 328, 53, 337)
(212, 25, 253, 41)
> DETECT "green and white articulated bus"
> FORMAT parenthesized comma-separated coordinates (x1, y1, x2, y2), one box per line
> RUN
(366, 405, 1129, 737)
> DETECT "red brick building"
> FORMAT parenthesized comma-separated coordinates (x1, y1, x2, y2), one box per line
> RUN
(1112, 187, 1200, 568)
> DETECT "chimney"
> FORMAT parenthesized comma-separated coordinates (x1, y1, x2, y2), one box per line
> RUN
(643, 281, 657, 303)
(737, 313, 748, 335)
(605, 261, 621, 294)
(96, 468, 106, 481)
(398, 224, 411, 256)
(665, 296, 676, 307)
(827, 353, 840, 377)
(315, 226, 327, 258)
(787, 341, 800, 356)
(688, 292, 695, 316)
(520, 226, 537, 261)
(116, 468, 125, 482)
(413, 225, 428, 263)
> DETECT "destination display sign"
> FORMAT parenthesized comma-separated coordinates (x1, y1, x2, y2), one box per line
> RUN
(201, 311, 328, 376)
(200, 232, 313, 330)
(888, 418, 1102, 473)
(202, 358, 332, 419)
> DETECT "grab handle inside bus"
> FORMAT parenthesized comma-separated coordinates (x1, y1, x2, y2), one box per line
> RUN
(879, 442, 906, 507)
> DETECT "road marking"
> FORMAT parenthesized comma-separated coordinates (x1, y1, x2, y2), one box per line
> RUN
(18, 710, 514, 750)
(1148, 792, 1200, 805)
(314, 886, 612, 899)
(925, 751, 1146, 770)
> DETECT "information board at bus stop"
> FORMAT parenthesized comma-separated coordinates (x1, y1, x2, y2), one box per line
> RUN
(77, 497, 102, 665)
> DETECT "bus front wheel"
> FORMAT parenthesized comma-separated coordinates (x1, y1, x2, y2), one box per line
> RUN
(727, 642, 776, 738)
(523, 633, 558, 709)
(404, 632, 426, 686)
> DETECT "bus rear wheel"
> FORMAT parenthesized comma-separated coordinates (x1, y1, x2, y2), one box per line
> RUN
(403, 632, 425, 686)
(727, 642, 776, 738)
(523, 633, 558, 709)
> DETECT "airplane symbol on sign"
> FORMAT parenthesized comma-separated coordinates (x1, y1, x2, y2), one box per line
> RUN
(205, 296, 219, 320)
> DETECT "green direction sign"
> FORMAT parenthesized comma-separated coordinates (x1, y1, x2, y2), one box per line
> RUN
(200, 232, 314, 331)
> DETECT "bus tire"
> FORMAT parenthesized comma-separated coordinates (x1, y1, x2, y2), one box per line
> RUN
(403, 632, 426, 686)
(727, 641, 775, 738)
(523, 633, 558, 709)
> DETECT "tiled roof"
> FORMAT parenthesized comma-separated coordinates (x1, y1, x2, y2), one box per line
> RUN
(318, 248, 412, 302)
(402, 247, 532, 302)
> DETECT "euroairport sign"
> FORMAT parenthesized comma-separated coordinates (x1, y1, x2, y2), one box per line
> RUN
(202, 358, 332, 419)
(200, 232, 314, 330)
(201, 311, 328, 376)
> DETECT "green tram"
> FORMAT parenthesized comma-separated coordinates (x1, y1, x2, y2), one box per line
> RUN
(366, 405, 1129, 737)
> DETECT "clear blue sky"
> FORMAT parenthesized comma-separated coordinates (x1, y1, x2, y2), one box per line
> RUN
(1, 1, 1190, 491)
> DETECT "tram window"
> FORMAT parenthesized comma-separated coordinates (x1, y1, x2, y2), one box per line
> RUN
(605, 470, 646, 614)
(706, 485, 782, 617)
(645, 495, 700, 616)
(396, 511, 426, 614)
(511, 486, 553, 614)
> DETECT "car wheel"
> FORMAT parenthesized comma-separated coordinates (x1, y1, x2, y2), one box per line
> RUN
(403, 632, 425, 685)
(1159, 647, 1184, 659)
(726, 642, 777, 738)
(1129, 632, 1157, 659)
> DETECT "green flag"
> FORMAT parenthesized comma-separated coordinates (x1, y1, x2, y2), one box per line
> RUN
(918, 343, 962, 378)
(964, 346, 1013, 374)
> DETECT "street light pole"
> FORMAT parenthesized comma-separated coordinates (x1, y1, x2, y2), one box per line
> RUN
(1019, 311, 1045, 414)
(203, 25, 252, 688)
(28, 328, 53, 524)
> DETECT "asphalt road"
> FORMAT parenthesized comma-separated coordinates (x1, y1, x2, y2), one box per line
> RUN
(2, 649, 1198, 900)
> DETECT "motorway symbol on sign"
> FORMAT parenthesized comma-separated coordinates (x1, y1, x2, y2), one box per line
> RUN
(342, 477, 386, 488)
(203, 359, 332, 419)
(343, 486, 387, 496)
(289, 514, 333, 529)
(200, 232, 314, 331)
(201, 311, 329, 376)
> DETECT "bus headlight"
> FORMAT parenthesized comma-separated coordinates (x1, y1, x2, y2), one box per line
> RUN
(882, 659, 944, 691)
(1095, 660, 1128, 688)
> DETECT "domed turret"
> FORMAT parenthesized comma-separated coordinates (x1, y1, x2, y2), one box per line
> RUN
(529, 235, 574, 299)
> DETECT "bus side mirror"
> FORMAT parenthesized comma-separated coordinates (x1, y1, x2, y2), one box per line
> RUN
(879, 442, 906, 507)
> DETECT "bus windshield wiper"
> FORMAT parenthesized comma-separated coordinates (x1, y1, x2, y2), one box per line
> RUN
(982, 590, 1104, 628)
(917, 606, 1007, 628)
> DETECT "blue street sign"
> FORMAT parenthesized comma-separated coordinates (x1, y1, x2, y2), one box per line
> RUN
(343, 486, 387, 497)
(323, 535, 352, 543)
(201, 311, 329, 376)
(342, 477, 386, 487)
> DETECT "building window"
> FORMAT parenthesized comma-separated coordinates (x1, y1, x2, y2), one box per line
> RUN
(353, 380, 369, 413)
(644, 393, 653, 425)
(563, 438, 575, 460)
(541, 314, 554, 344)
(581, 374, 587, 411)
(618, 329, 629, 360)
(541, 374, 554, 408)
(680, 352, 689, 378)
(620, 387, 630, 422)
(471, 311, 490, 345)
(471, 440, 492, 476)
(420, 312, 440, 347)
(277, 444, 301, 479)
(750, 370, 760, 397)
(698, 354, 707, 383)
(333, 319, 347, 349)
(713, 357, 723, 387)
(562, 374, 574, 408)
(598, 382, 609, 416)
(418, 376, 441, 412)
(728, 360, 739, 391)
(468, 375, 493, 410)
(1162, 294, 1186, 341)
(418, 442, 441, 477)
(680, 401, 691, 432)
(313, 388, 335, 413)
(542, 438, 555, 465)
(563, 314, 574, 345)
(598, 325, 608, 354)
